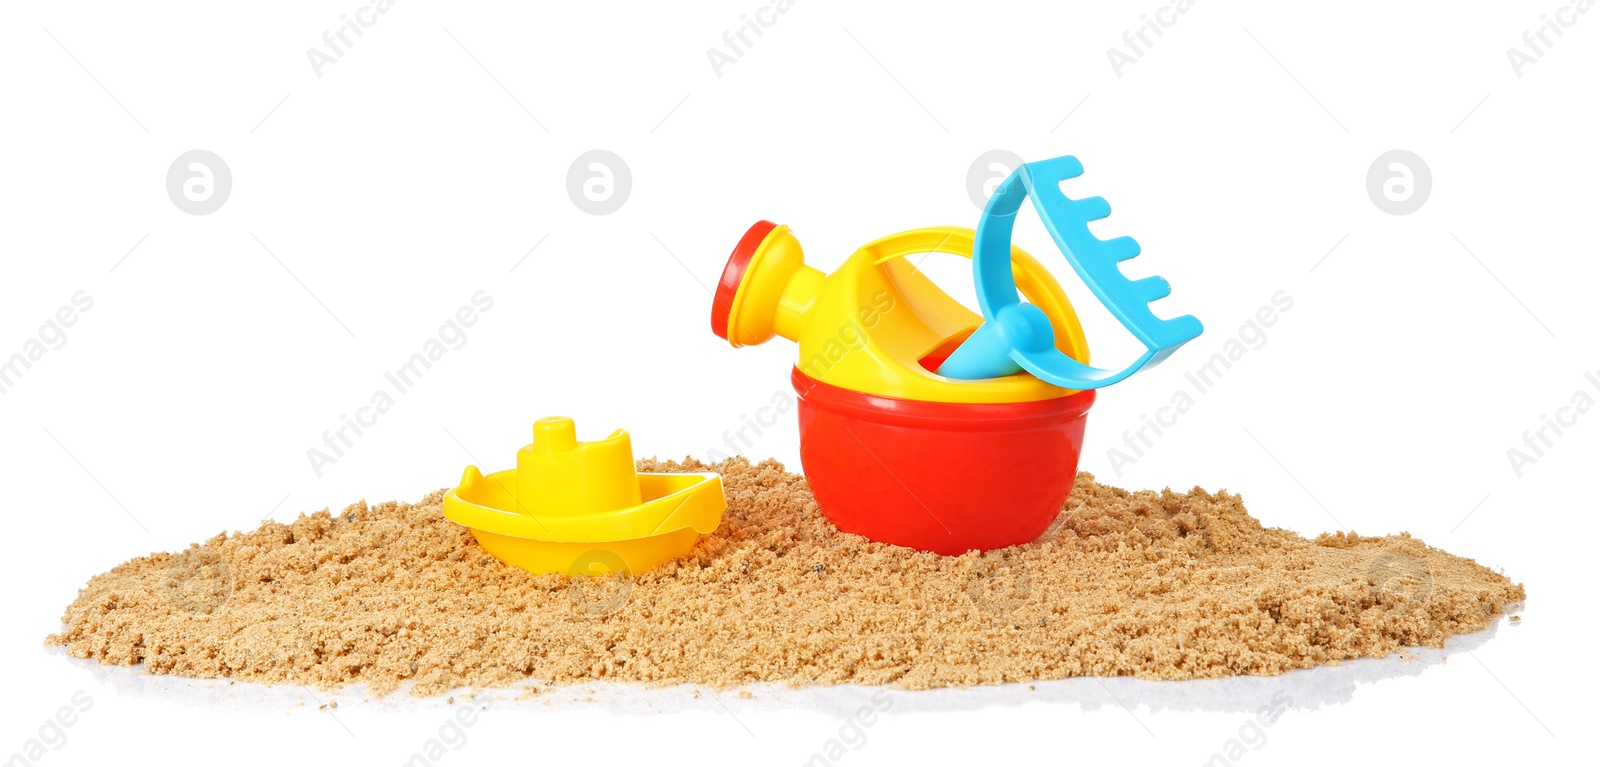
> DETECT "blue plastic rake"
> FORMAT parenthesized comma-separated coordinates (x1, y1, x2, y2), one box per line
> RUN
(937, 155, 1203, 389)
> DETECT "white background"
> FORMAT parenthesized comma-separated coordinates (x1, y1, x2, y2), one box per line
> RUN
(2, 0, 1595, 764)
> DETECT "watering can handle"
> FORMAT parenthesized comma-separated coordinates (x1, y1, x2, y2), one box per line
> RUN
(937, 156, 1203, 389)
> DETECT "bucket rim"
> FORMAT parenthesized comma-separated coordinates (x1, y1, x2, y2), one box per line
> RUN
(791, 367, 1093, 431)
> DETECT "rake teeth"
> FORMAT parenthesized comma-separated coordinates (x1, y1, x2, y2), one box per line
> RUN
(1074, 196, 1112, 222)
(1098, 235, 1142, 263)
(1171, 314, 1205, 337)
(1128, 275, 1174, 303)
(1034, 154, 1085, 180)
(955, 153, 1204, 389)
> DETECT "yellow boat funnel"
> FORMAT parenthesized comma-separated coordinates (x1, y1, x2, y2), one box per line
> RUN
(443, 416, 724, 576)
(710, 221, 1091, 405)
(516, 416, 642, 517)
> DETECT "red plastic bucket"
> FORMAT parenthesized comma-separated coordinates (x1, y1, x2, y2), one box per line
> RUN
(792, 368, 1094, 554)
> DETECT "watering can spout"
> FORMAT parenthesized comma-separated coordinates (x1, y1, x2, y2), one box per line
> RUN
(709, 219, 1095, 405)
(711, 221, 824, 347)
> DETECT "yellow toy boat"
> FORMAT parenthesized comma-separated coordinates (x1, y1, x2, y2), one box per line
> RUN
(442, 416, 724, 575)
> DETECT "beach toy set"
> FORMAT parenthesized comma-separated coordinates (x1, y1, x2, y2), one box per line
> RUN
(710, 155, 1202, 555)
(445, 154, 1201, 574)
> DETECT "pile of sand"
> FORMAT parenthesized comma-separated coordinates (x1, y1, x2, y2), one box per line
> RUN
(48, 458, 1523, 696)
